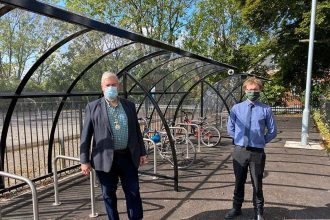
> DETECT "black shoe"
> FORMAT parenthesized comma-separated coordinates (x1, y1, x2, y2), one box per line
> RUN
(255, 214, 264, 220)
(224, 208, 242, 219)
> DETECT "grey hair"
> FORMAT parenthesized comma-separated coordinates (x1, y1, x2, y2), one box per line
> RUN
(101, 71, 118, 83)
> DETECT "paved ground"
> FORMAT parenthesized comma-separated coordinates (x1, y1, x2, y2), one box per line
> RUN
(1, 116, 330, 220)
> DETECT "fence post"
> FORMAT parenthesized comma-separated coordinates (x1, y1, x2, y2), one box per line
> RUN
(58, 138, 65, 169)
(79, 104, 82, 133)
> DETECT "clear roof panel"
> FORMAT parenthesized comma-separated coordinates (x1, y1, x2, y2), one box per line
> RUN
(128, 54, 188, 93)
(74, 42, 159, 93)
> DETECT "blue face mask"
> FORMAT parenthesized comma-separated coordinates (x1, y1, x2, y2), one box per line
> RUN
(104, 86, 118, 100)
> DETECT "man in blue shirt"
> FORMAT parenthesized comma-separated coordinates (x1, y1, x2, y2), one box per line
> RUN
(226, 77, 277, 220)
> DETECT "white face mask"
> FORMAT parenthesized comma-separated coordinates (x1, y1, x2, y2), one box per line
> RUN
(104, 86, 118, 101)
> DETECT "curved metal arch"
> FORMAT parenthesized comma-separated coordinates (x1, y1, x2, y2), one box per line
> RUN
(125, 73, 179, 191)
(3, 0, 236, 71)
(117, 50, 170, 78)
(136, 60, 202, 114)
(216, 81, 239, 104)
(47, 49, 175, 172)
(164, 68, 222, 118)
(128, 55, 186, 94)
(224, 73, 270, 104)
(223, 73, 250, 102)
(215, 73, 250, 112)
(203, 80, 230, 113)
(212, 73, 246, 106)
(172, 68, 227, 122)
(148, 64, 216, 123)
(0, 29, 90, 174)
(0, 4, 15, 17)
(47, 42, 135, 173)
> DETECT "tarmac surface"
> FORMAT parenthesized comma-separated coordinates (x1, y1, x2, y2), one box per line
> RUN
(1, 116, 330, 220)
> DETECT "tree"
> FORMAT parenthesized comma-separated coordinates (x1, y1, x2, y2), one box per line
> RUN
(0, 11, 39, 82)
(65, 0, 195, 45)
(0, 8, 69, 92)
(236, 0, 330, 93)
(183, 0, 256, 73)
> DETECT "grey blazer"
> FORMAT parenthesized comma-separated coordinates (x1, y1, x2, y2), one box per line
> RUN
(80, 97, 146, 172)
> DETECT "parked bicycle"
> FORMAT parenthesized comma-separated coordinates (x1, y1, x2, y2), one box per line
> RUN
(180, 110, 221, 147)
(138, 117, 196, 169)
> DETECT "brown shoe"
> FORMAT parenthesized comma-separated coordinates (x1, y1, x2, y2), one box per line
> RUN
(224, 208, 242, 219)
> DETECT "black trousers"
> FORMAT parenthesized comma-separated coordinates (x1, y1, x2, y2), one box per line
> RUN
(95, 150, 143, 220)
(231, 146, 266, 214)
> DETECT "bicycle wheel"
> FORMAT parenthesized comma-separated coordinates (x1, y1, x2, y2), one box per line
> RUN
(160, 137, 196, 169)
(200, 126, 221, 147)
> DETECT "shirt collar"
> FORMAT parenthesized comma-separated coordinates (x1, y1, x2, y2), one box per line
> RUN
(245, 99, 259, 106)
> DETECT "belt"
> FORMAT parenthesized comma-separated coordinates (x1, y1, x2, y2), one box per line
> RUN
(114, 148, 129, 154)
(238, 146, 264, 153)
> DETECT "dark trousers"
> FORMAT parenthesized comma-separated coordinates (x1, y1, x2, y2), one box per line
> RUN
(232, 146, 266, 214)
(95, 150, 143, 220)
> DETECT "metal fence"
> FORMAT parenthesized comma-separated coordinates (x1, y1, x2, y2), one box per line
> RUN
(271, 105, 303, 114)
(320, 96, 330, 127)
(1, 99, 87, 190)
(0, 99, 182, 192)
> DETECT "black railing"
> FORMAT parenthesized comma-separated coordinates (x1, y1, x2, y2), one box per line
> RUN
(1, 99, 87, 190)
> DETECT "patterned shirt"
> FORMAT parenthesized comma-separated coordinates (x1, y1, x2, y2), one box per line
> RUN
(106, 101, 128, 150)
(227, 100, 277, 148)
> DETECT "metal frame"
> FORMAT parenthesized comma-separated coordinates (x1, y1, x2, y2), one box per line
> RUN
(128, 55, 185, 93)
(148, 65, 216, 121)
(172, 69, 226, 121)
(0, 4, 14, 16)
(0, 0, 236, 70)
(136, 60, 200, 115)
(0, 29, 90, 183)
(0, 0, 238, 192)
(52, 155, 98, 218)
(47, 42, 135, 173)
(0, 171, 39, 220)
(126, 73, 179, 190)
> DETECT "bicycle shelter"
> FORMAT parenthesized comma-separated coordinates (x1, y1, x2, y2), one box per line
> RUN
(0, 0, 259, 194)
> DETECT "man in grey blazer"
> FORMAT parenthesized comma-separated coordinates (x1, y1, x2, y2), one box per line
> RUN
(80, 72, 147, 220)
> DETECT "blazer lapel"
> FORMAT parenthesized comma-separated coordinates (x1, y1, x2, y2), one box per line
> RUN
(101, 98, 112, 134)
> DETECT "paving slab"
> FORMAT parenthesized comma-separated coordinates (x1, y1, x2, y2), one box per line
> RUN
(1, 116, 329, 220)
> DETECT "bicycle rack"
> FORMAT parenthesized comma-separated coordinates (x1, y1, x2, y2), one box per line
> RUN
(143, 125, 191, 174)
(143, 138, 158, 178)
(0, 171, 39, 220)
(52, 155, 98, 218)
(176, 123, 201, 152)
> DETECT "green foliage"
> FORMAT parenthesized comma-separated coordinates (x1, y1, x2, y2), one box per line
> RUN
(183, 0, 256, 69)
(237, 0, 330, 94)
(263, 80, 286, 106)
(2, 0, 329, 104)
(65, 0, 194, 44)
(313, 110, 330, 151)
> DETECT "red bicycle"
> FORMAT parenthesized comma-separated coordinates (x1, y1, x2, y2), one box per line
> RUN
(180, 110, 221, 147)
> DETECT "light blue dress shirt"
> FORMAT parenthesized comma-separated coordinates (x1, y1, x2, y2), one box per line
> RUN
(227, 100, 277, 148)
